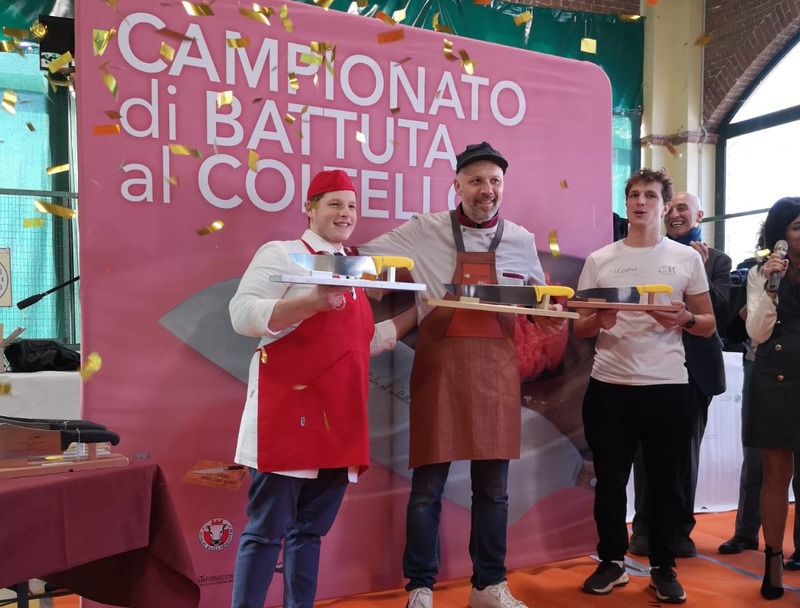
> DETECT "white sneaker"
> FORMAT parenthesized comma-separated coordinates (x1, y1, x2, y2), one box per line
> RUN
(407, 587, 433, 608)
(469, 582, 528, 608)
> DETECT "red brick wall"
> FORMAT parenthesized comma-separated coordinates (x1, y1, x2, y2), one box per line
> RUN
(703, 0, 800, 131)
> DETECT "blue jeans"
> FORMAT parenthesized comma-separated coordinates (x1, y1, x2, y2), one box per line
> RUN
(403, 460, 509, 591)
(231, 468, 348, 608)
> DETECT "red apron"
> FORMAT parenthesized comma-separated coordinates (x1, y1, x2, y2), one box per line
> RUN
(256, 252, 375, 473)
(408, 211, 521, 468)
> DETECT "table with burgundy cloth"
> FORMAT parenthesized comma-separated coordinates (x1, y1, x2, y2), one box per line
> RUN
(0, 460, 200, 608)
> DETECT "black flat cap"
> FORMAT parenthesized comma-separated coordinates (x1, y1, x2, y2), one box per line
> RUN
(455, 141, 508, 174)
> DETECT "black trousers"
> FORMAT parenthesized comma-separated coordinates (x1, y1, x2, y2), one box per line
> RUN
(583, 379, 693, 567)
(632, 380, 710, 539)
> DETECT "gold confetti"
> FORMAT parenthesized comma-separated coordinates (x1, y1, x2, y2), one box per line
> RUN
(294, 128, 303, 139)
(390, 107, 400, 114)
(196, 220, 224, 235)
(45, 163, 69, 175)
(619, 14, 641, 22)
(30, 21, 47, 39)
(514, 12, 532, 26)
(755, 248, 771, 262)
(694, 32, 714, 46)
(182, 1, 214, 16)
(376, 11, 397, 25)
(284, 113, 296, 124)
(159, 42, 176, 61)
(356, 131, 366, 143)
(432, 12, 453, 34)
(191, 148, 203, 158)
(34, 199, 76, 219)
(167, 175, 181, 186)
(393, 56, 412, 66)
(47, 51, 73, 73)
(300, 52, 322, 65)
(313, 0, 334, 8)
(665, 142, 679, 158)
(288, 72, 299, 90)
(23, 218, 45, 228)
(158, 27, 194, 42)
(280, 5, 294, 32)
(26, 122, 35, 131)
(378, 29, 405, 44)
(80, 352, 103, 382)
(0, 41, 16, 53)
(217, 91, 233, 108)
(169, 144, 192, 155)
(228, 36, 250, 48)
(101, 69, 118, 97)
(2, 89, 16, 114)
(459, 49, 475, 75)
(548, 230, 561, 258)
(313, 73, 319, 87)
(393, 8, 407, 21)
(248, 149, 259, 172)
(93, 28, 115, 56)
(293, 384, 307, 390)
(356, 0, 367, 7)
(559, 180, 568, 189)
(259, 346, 268, 363)
(104, 110, 121, 119)
(0, 383, 11, 396)
(239, 7, 272, 25)
(2, 27, 30, 40)
(93, 124, 121, 135)
(443, 39, 457, 61)
(474, 0, 491, 4)
(580, 38, 597, 54)
(103, 0, 119, 10)
(300, 105, 309, 114)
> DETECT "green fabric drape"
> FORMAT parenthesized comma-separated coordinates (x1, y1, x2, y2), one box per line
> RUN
(293, 0, 643, 113)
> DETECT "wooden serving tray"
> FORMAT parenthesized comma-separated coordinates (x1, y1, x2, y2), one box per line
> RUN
(426, 298, 579, 319)
(567, 301, 681, 312)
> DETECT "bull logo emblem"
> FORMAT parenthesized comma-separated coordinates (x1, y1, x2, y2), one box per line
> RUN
(199, 517, 234, 551)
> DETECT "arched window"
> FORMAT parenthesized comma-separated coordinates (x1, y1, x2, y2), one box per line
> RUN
(716, 33, 800, 267)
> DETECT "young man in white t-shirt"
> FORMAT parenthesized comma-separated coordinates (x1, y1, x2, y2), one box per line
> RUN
(574, 169, 715, 604)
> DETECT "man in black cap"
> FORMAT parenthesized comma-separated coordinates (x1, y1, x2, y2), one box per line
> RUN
(359, 142, 564, 608)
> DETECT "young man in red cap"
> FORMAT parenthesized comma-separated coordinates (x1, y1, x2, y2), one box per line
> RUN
(358, 142, 564, 608)
(228, 169, 415, 608)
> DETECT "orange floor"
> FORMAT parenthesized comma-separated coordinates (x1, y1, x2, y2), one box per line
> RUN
(51, 507, 798, 607)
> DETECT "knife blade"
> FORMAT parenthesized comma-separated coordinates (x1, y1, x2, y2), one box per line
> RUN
(192, 465, 245, 474)
(444, 284, 574, 306)
(289, 253, 378, 277)
(0, 415, 108, 431)
(0, 423, 120, 459)
(574, 284, 673, 303)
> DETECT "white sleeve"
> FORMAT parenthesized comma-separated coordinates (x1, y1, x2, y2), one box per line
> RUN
(358, 216, 422, 257)
(576, 254, 598, 291)
(229, 242, 290, 338)
(686, 248, 710, 295)
(527, 234, 547, 285)
(745, 264, 777, 345)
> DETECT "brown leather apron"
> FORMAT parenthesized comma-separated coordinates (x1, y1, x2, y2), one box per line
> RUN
(408, 211, 521, 468)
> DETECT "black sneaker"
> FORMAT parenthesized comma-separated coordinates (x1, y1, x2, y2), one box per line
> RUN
(650, 566, 686, 604)
(582, 562, 629, 595)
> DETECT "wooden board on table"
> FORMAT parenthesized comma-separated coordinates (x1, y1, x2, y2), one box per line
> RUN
(271, 274, 427, 291)
(567, 301, 681, 312)
(0, 453, 129, 479)
(426, 298, 579, 319)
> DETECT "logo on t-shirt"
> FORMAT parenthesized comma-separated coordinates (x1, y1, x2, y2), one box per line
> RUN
(658, 265, 677, 275)
(613, 267, 638, 275)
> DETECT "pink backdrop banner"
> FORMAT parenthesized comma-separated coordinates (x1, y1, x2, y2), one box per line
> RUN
(75, 1, 612, 606)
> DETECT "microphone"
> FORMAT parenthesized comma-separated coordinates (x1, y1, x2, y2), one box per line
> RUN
(16, 276, 80, 310)
(767, 240, 789, 293)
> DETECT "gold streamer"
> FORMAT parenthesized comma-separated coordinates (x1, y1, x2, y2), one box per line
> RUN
(169, 144, 192, 155)
(548, 230, 561, 258)
(182, 1, 214, 16)
(580, 38, 597, 54)
(159, 42, 176, 61)
(393, 8, 407, 22)
(2, 89, 16, 114)
(432, 12, 453, 34)
(196, 220, 224, 235)
(34, 200, 76, 219)
(101, 69, 118, 97)
(167, 175, 181, 187)
(248, 149, 259, 172)
(2, 27, 29, 40)
(239, 8, 272, 25)
(514, 12, 532, 26)
(300, 53, 322, 65)
(288, 72, 299, 90)
(47, 51, 73, 73)
(280, 5, 294, 32)
(80, 352, 103, 382)
(23, 218, 45, 228)
(93, 28, 115, 56)
(227, 36, 250, 48)
(45, 164, 69, 175)
(217, 91, 233, 108)
(313, 0, 334, 8)
(259, 347, 268, 364)
(30, 21, 47, 39)
(284, 113, 296, 124)
(0, 41, 16, 53)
